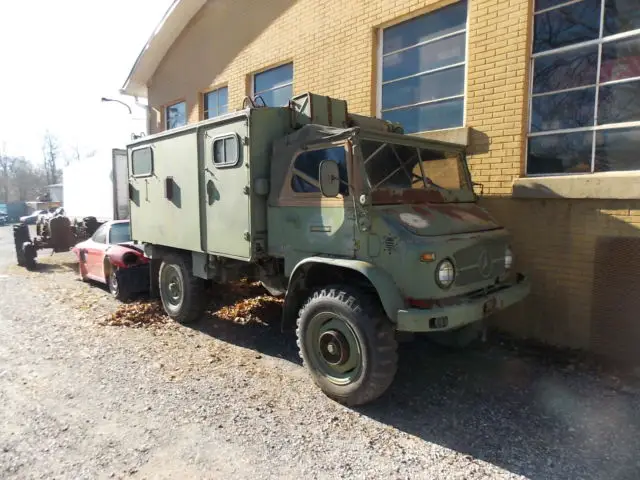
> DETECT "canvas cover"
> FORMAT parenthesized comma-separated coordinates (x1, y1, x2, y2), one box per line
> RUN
(269, 124, 358, 205)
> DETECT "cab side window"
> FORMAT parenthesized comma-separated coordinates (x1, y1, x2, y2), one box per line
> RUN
(92, 224, 108, 244)
(290, 146, 349, 196)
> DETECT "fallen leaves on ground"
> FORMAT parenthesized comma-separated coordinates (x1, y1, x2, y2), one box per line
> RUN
(102, 280, 283, 329)
(101, 302, 169, 328)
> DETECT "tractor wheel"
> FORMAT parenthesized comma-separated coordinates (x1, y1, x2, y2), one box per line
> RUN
(23, 243, 37, 271)
(158, 254, 206, 324)
(296, 285, 398, 406)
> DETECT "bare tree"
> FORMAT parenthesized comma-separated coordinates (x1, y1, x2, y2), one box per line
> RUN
(0, 143, 17, 203)
(10, 158, 48, 201)
(42, 131, 60, 184)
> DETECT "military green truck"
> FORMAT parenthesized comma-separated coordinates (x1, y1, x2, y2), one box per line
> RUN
(126, 92, 530, 406)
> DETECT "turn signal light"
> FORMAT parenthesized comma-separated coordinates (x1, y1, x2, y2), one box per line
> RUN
(420, 252, 436, 262)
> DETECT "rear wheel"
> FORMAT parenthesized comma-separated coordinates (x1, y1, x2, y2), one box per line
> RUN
(107, 264, 131, 302)
(296, 285, 398, 406)
(23, 243, 37, 271)
(158, 254, 206, 324)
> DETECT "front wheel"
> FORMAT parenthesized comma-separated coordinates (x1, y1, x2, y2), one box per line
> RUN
(296, 286, 398, 406)
(158, 254, 206, 324)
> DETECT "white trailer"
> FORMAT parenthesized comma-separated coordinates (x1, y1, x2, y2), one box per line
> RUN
(62, 148, 129, 223)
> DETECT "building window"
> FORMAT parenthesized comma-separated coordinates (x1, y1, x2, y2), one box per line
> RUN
(165, 101, 186, 130)
(291, 146, 349, 196)
(378, 1, 468, 134)
(528, 0, 640, 175)
(253, 63, 293, 107)
(212, 134, 240, 168)
(203, 87, 228, 119)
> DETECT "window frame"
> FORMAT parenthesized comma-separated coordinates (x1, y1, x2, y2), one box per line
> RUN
(279, 142, 354, 206)
(202, 85, 229, 120)
(376, 1, 470, 133)
(289, 144, 351, 197)
(211, 132, 242, 169)
(164, 100, 187, 130)
(130, 146, 154, 178)
(526, 0, 640, 177)
(251, 62, 294, 107)
(91, 224, 108, 244)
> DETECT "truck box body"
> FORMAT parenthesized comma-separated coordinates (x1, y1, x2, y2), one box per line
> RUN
(128, 106, 291, 260)
(62, 148, 129, 222)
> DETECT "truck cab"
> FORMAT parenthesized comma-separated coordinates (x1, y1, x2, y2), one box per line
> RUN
(126, 92, 530, 406)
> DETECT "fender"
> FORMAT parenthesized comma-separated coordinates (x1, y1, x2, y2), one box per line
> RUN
(105, 244, 149, 268)
(285, 256, 405, 323)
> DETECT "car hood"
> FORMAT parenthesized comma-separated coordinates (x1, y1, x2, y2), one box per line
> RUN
(375, 203, 502, 237)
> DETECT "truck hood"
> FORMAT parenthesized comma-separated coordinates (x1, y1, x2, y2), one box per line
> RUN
(376, 203, 502, 236)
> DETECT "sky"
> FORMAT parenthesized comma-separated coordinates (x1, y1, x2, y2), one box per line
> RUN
(0, 0, 174, 164)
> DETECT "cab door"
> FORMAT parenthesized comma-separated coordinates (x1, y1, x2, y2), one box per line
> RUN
(272, 143, 356, 260)
(201, 120, 251, 259)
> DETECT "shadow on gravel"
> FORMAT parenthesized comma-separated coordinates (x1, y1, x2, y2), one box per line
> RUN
(357, 335, 640, 480)
(108, 280, 640, 480)
(29, 260, 78, 273)
(189, 314, 302, 366)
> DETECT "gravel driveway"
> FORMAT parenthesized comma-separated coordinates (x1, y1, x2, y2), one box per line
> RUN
(0, 225, 639, 480)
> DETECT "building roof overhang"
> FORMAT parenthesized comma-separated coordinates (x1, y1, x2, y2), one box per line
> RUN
(120, 0, 206, 98)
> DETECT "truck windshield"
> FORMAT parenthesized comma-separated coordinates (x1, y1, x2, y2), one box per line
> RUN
(360, 138, 473, 204)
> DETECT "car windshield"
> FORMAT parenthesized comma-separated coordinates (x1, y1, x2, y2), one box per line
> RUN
(109, 222, 131, 244)
(360, 138, 474, 204)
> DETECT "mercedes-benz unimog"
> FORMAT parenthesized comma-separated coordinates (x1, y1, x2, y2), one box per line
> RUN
(126, 92, 530, 406)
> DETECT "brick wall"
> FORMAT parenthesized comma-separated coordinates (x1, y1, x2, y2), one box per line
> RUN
(146, 0, 640, 364)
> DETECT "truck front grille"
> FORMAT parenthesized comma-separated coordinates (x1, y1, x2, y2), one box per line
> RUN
(454, 239, 506, 287)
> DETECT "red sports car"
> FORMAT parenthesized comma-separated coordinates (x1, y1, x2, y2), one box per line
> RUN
(71, 220, 150, 301)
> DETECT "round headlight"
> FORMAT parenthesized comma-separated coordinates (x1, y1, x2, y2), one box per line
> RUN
(505, 246, 514, 271)
(435, 259, 455, 289)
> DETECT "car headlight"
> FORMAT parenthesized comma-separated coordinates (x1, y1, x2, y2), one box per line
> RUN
(505, 246, 513, 271)
(435, 259, 455, 289)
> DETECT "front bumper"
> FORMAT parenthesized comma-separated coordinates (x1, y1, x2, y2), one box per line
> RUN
(396, 274, 531, 332)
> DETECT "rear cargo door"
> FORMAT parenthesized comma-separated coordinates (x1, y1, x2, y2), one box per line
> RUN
(201, 119, 251, 259)
(112, 149, 129, 220)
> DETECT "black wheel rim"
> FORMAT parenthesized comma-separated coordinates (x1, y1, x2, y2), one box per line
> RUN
(306, 313, 362, 386)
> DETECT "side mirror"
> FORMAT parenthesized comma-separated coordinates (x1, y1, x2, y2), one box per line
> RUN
(318, 160, 341, 198)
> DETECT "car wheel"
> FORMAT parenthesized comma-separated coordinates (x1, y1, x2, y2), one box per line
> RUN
(108, 264, 131, 302)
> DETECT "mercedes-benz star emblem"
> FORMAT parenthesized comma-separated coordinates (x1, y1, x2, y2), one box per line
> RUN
(478, 249, 492, 278)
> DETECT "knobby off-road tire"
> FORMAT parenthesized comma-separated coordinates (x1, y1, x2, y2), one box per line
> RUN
(23, 243, 37, 271)
(296, 285, 398, 406)
(158, 254, 206, 324)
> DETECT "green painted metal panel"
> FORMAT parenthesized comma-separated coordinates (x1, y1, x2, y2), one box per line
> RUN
(200, 116, 251, 259)
(128, 130, 203, 253)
